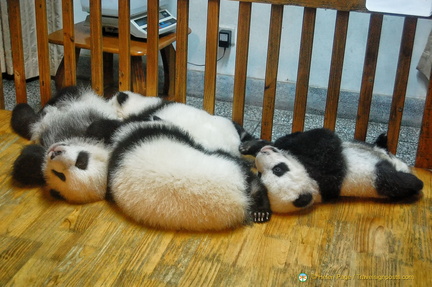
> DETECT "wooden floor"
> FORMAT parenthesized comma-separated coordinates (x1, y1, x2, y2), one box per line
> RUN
(0, 109, 431, 286)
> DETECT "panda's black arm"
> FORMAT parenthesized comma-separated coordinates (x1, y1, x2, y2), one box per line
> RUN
(11, 103, 39, 140)
(12, 144, 46, 186)
(86, 119, 123, 145)
(249, 175, 272, 223)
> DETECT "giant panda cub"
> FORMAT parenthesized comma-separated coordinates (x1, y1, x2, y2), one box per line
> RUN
(11, 86, 117, 203)
(108, 91, 250, 157)
(96, 119, 271, 231)
(240, 128, 423, 213)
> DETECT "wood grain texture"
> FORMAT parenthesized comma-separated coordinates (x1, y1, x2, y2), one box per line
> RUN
(1, 109, 430, 285)
(261, 5, 284, 140)
(354, 14, 383, 141)
(232, 1, 252, 125)
(146, 0, 160, 97)
(118, 0, 131, 92)
(229, 0, 367, 11)
(61, 0, 76, 87)
(203, 0, 221, 114)
(292, 7, 316, 133)
(89, 0, 104, 95)
(387, 17, 417, 155)
(323, 10, 349, 131)
(6, 0, 27, 104)
(174, 0, 190, 103)
(34, 0, 52, 104)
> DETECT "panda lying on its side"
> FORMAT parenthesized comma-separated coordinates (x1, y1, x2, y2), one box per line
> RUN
(240, 128, 423, 213)
(92, 119, 271, 231)
(107, 91, 252, 157)
(11, 86, 117, 203)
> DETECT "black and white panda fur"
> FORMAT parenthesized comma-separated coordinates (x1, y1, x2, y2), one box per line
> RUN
(100, 120, 271, 231)
(240, 128, 423, 213)
(11, 86, 117, 203)
(108, 91, 249, 156)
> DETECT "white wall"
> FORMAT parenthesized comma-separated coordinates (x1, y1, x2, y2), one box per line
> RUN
(74, 0, 432, 99)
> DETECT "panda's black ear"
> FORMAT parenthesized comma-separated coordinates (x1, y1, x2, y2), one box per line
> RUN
(11, 103, 39, 140)
(86, 119, 122, 144)
(374, 133, 388, 150)
(12, 144, 46, 186)
(116, 92, 129, 106)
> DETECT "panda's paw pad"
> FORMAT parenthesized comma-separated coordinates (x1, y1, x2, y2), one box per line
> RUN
(252, 211, 271, 223)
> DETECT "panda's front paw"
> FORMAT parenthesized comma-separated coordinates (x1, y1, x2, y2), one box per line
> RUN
(240, 140, 271, 155)
(251, 211, 272, 223)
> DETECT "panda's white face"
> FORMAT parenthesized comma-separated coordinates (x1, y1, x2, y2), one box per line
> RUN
(43, 139, 110, 203)
(109, 91, 162, 119)
(255, 146, 320, 213)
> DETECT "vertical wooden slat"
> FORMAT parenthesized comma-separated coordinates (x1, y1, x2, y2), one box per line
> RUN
(147, 0, 160, 97)
(261, 4, 284, 140)
(175, 0, 189, 103)
(35, 0, 51, 104)
(0, 69, 3, 109)
(118, 0, 131, 91)
(232, 1, 252, 125)
(7, 0, 27, 103)
(89, 0, 104, 95)
(354, 14, 383, 141)
(292, 7, 316, 133)
(203, 0, 221, 114)
(416, 73, 432, 168)
(62, 0, 76, 87)
(323, 11, 350, 131)
(387, 17, 417, 154)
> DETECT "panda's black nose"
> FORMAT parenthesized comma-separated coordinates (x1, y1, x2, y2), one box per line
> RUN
(293, 193, 313, 208)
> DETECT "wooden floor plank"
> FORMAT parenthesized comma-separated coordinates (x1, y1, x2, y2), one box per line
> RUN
(0, 110, 431, 285)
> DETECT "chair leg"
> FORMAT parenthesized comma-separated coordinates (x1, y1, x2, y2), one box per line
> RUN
(55, 48, 81, 91)
(131, 56, 146, 95)
(160, 44, 176, 99)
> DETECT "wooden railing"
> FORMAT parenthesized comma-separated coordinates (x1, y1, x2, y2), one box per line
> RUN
(1, 0, 431, 168)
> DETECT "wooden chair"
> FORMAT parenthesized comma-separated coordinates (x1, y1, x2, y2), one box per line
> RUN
(47, 21, 179, 97)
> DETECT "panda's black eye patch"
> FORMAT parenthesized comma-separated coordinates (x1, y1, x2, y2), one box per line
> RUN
(75, 151, 89, 170)
(52, 170, 66, 182)
(272, 162, 289, 177)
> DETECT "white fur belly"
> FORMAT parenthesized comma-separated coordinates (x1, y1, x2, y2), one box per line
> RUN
(110, 138, 250, 231)
(156, 105, 241, 156)
(340, 143, 381, 198)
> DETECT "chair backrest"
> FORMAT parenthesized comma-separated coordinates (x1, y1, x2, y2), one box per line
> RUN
(2, 0, 431, 169)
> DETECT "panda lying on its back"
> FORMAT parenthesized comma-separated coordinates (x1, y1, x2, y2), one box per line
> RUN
(240, 128, 423, 213)
(11, 86, 117, 202)
(108, 91, 250, 156)
(98, 120, 271, 231)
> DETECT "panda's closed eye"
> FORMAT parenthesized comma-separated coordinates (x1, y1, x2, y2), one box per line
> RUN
(272, 162, 289, 177)
(52, 170, 66, 182)
(75, 151, 89, 170)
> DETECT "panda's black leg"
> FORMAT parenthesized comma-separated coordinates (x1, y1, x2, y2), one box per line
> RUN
(249, 175, 272, 223)
(375, 161, 424, 200)
(239, 139, 273, 156)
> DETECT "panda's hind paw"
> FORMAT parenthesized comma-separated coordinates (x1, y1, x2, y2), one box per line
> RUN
(251, 211, 271, 223)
